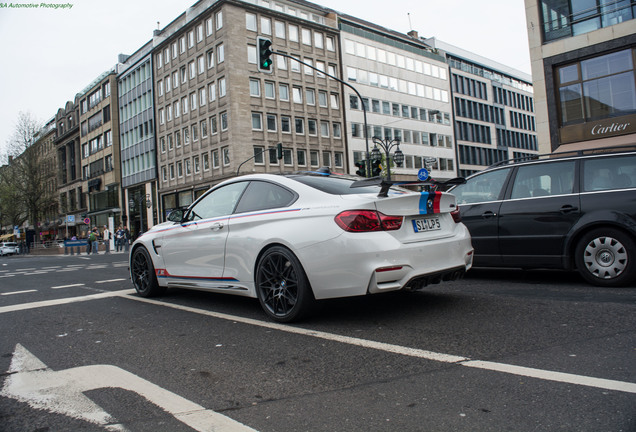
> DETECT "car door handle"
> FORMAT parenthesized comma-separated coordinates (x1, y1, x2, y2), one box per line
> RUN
(481, 211, 497, 218)
(210, 222, 224, 231)
(560, 205, 579, 214)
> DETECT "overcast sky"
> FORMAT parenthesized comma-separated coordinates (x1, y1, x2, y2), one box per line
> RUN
(0, 0, 530, 155)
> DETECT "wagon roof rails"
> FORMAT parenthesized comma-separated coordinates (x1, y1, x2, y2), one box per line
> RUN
(487, 144, 636, 169)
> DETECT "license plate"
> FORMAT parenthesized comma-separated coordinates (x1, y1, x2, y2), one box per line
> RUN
(412, 217, 441, 233)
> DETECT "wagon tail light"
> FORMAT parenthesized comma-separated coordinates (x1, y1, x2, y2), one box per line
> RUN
(335, 210, 403, 232)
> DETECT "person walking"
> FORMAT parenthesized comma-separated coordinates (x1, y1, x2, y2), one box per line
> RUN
(103, 225, 110, 254)
(115, 226, 124, 252)
(88, 229, 97, 254)
(123, 227, 130, 252)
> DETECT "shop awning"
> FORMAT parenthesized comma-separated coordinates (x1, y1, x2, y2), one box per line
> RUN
(0, 234, 15, 241)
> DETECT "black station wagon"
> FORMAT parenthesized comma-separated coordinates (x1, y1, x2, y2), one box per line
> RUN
(449, 147, 636, 287)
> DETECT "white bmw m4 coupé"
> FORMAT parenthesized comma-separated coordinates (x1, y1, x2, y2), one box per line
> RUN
(130, 171, 473, 322)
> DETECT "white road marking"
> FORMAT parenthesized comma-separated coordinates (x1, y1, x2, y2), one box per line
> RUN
(123, 295, 636, 394)
(1, 344, 256, 432)
(1, 290, 634, 395)
(1, 290, 37, 296)
(51, 283, 85, 289)
(461, 360, 636, 393)
(0, 290, 135, 314)
(95, 279, 127, 284)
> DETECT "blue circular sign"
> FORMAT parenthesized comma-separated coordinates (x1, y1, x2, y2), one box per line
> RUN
(418, 168, 429, 181)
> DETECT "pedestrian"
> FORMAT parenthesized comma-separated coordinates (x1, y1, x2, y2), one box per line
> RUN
(115, 226, 124, 252)
(123, 227, 130, 252)
(90, 228, 99, 254)
(88, 229, 97, 254)
(103, 225, 110, 254)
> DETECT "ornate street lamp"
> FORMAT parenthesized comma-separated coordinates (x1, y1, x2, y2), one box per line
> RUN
(371, 136, 404, 181)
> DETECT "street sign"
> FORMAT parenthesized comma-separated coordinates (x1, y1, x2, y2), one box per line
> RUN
(83, 218, 91, 225)
(66, 215, 75, 223)
(418, 168, 430, 181)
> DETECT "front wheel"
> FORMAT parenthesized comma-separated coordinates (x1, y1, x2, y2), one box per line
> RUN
(131, 246, 166, 297)
(575, 228, 636, 287)
(255, 246, 314, 322)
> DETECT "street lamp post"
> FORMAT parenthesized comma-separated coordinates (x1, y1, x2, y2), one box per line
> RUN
(371, 136, 405, 181)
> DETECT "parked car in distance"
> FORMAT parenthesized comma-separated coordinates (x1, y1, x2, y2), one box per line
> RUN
(0, 242, 18, 256)
(449, 146, 636, 287)
(130, 171, 474, 322)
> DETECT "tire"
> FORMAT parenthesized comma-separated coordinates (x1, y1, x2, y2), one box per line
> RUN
(131, 246, 166, 297)
(255, 246, 314, 322)
(575, 228, 636, 287)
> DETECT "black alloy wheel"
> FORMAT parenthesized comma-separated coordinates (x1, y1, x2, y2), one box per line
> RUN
(131, 246, 166, 297)
(255, 246, 314, 322)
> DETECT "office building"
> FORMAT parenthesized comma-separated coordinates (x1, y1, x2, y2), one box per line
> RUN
(339, 18, 457, 181)
(152, 0, 344, 217)
(55, 98, 85, 237)
(118, 47, 158, 236)
(78, 71, 122, 232)
(426, 38, 538, 176)
(525, 0, 636, 153)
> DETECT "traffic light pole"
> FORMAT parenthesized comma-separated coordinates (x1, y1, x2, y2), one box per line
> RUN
(270, 51, 371, 177)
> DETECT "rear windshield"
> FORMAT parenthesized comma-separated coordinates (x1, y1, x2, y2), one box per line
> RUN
(289, 175, 409, 195)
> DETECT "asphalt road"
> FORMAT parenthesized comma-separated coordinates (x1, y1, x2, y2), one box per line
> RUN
(0, 252, 634, 431)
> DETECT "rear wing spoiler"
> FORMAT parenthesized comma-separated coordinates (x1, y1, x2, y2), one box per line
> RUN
(351, 177, 466, 198)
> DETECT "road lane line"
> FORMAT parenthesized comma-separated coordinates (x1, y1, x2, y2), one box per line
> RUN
(51, 283, 86, 289)
(461, 360, 636, 393)
(95, 279, 127, 284)
(3, 289, 634, 395)
(1, 290, 38, 296)
(119, 294, 636, 394)
(0, 290, 135, 314)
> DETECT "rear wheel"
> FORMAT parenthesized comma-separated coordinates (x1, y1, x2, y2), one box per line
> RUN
(131, 246, 166, 297)
(575, 228, 636, 287)
(255, 246, 314, 322)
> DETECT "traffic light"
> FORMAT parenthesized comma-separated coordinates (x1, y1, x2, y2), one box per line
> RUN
(355, 160, 367, 177)
(371, 159, 382, 177)
(276, 142, 283, 160)
(257, 36, 273, 73)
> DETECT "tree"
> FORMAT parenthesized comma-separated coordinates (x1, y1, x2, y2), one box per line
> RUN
(0, 112, 56, 231)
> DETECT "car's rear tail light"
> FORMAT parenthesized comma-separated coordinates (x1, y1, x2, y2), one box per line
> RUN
(451, 208, 462, 223)
(335, 210, 403, 232)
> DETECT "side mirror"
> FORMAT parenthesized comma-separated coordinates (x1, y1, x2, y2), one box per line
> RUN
(167, 209, 184, 223)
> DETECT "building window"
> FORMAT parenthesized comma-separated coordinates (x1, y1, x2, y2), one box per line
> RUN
(250, 78, 261, 96)
(252, 112, 263, 130)
(265, 81, 275, 99)
(541, 0, 636, 42)
(557, 48, 636, 126)
(220, 112, 228, 131)
(297, 149, 307, 166)
(279, 83, 289, 101)
(267, 114, 277, 132)
(281, 116, 291, 133)
(217, 43, 225, 64)
(295, 117, 304, 134)
(246, 12, 257, 31)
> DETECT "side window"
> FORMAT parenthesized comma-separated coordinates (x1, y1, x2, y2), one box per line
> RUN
(188, 182, 248, 220)
(235, 181, 296, 213)
(511, 161, 575, 199)
(452, 168, 511, 204)
(583, 155, 636, 192)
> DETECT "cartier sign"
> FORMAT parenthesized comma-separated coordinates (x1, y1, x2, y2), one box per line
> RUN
(560, 114, 636, 144)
